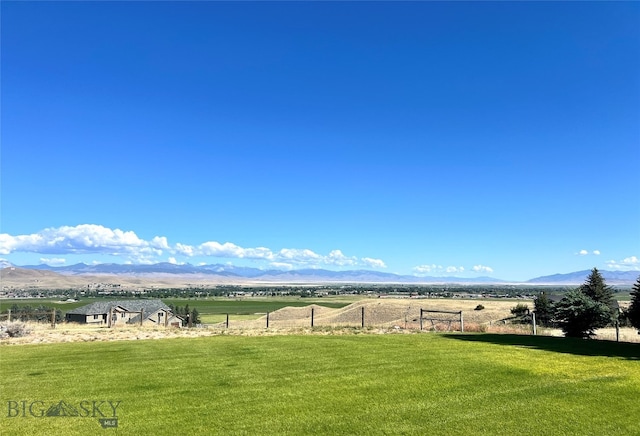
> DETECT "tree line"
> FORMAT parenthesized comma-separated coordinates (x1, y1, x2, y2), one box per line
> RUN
(167, 304, 201, 325)
(534, 268, 640, 338)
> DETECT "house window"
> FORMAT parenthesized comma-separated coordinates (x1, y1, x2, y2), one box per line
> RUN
(121, 312, 125, 318)
(93, 315, 99, 320)
(159, 312, 163, 317)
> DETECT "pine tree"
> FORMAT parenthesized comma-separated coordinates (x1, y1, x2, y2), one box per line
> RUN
(580, 268, 616, 322)
(191, 308, 201, 325)
(580, 268, 614, 305)
(628, 276, 640, 331)
(555, 290, 611, 338)
(534, 292, 555, 327)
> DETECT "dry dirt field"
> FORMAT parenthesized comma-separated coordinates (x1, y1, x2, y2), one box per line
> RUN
(3, 298, 638, 345)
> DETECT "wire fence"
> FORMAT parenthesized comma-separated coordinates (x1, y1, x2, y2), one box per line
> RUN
(199, 306, 466, 332)
(0, 309, 59, 327)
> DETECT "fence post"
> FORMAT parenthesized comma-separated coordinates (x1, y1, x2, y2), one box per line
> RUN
(51, 309, 56, 329)
(141, 310, 144, 327)
(226, 313, 229, 329)
(311, 307, 314, 327)
(532, 312, 537, 336)
(460, 311, 464, 332)
(616, 320, 620, 342)
(266, 312, 269, 328)
(108, 307, 112, 328)
(420, 309, 423, 331)
(7, 309, 10, 322)
(361, 307, 365, 328)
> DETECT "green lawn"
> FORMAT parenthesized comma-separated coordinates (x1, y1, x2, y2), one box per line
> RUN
(1, 333, 639, 435)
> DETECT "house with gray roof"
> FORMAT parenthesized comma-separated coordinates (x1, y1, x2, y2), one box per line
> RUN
(65, 299, 182, 327)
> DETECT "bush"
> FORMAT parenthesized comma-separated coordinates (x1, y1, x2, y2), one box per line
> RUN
(510, 303, 529, 317)
(618, 308, 633, 327)
(474, 304, 485, 311)
(0, 321, 32, 338)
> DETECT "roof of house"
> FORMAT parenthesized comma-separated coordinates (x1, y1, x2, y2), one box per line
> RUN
(67, 299, 170, 316)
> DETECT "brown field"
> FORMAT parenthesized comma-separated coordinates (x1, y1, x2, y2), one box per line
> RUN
(217, 298, 523, 330)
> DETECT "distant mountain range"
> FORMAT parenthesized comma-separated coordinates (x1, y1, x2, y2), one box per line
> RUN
(2, 261, 638, 285)
(525, 269, 639, 285)
(12, 262, 502, 284)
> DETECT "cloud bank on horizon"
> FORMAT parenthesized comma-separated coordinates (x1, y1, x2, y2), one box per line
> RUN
(0, 224, 389, 271)
(1, 224, 639, 276)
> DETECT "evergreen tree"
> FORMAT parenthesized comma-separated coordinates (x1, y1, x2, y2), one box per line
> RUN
(580, 268, 616, 322)
(534, 292, 555, 327)
(628, 276, 640, 331)
(191, 308, 201, 325)
(555, 290, 611, 338)
(580, 268, 614, 306)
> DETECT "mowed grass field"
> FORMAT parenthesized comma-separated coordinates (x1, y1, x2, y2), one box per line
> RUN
(1, 333, 639, 435)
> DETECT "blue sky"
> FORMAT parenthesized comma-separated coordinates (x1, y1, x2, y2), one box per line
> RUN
(1, 2, 639, 281)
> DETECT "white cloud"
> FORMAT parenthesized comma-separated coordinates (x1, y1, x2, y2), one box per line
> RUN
(578, 250, 588, 255)
(413, 264, 441, 274)
(168, 257, 178, 265)
(39, 257, 66, 266)
(472, 265, 494, 274)
(606, 256, 640, 271)
(0, 225, 163, 257)
(413, 264, 463, 275)
(151, 236, 170, 250)
(197, 241, 274, 260)
(606, 257, 639, 270)
(243, 247, 274, 260)
(326, 249, 358, 266)
(593, 250, 600, 255)
(361, 257, 387, 269)
(199, 241, 245, 258)
(175, 243, 195, 256)
(192, 243, 378, 268)
(277, 248, 321, 263)
(0, 224, 387, 270)
(0, 232, 44, 255)
(577, 249, 600, 256)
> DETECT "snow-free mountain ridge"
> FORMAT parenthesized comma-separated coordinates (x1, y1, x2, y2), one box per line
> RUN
(3, 262, 637, 285)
